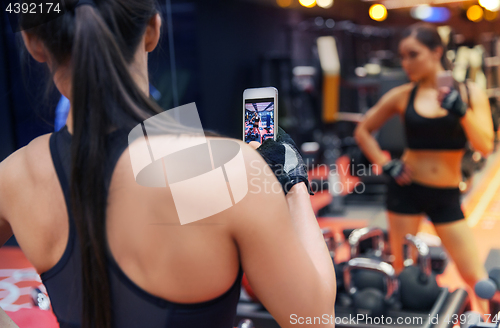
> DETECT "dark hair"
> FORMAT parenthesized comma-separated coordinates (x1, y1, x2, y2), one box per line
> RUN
(19, 1, 184, 327)
(401, 23, 452, 71)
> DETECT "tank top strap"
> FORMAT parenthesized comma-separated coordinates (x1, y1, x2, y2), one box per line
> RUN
(409, 83, 419, 107)
(43, 128, 77, 281)
(49, 128, 73, 209)
(405, 83, 419, 120)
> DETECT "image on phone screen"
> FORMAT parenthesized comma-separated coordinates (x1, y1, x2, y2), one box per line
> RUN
(244, 98, 275, 144)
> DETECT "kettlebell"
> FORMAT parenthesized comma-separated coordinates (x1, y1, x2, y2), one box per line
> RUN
(349, 227, 387, 292)
(344, 257, 399, 318)
(399, 234, 441, 311)
(349, 227, 385, 260)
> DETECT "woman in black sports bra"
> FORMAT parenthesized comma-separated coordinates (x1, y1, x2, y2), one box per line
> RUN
(355, 23, 494, 313)
(0, 1, 335, 327)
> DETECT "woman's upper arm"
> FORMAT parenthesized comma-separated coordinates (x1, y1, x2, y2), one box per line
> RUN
(356, 85, 409, 134)
(0, 147, 28, 247)
(0, 153, 17, 246)
(230, 146, 334, 327)
(469, 82, 494, 136)
(0, 161, 12, 246)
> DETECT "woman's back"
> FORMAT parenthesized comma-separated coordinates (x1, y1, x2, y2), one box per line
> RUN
(3, 127, 249, 327)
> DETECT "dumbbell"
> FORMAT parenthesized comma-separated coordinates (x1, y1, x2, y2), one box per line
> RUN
(237, 319, 255, 328)
(344, 257, 399, 317)
(399, 234, 441, 311)
(348, 228, 388, 292)
(474, 268, 500, 316)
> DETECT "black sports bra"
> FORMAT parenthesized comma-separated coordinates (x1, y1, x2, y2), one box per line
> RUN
(404, 84, 468, 150)
(42, 126, 243, 328)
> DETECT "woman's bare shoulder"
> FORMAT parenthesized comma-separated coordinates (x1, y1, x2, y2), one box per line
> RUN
(393, 82, 415, 94)
(0, 134, 53, 202)
(390, 82, 414, 100)
(370, 82, 414, 115)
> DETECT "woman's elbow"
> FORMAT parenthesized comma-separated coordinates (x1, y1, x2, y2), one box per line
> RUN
(354, 125, 367, 145)
(475, 137, 494, 157)
(483, 142, 494, 157)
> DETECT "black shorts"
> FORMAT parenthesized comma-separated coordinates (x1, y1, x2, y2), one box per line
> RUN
(386, 180, 465, 224)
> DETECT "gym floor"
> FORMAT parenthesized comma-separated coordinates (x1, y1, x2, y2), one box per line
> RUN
(1, 149, 500, 327)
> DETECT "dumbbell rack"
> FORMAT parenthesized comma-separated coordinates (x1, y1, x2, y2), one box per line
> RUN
(235, 288, 470, 328)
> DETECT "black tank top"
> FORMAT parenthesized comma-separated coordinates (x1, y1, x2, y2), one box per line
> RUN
(42, 126, 243, 328)
(405, 84, 467, 150)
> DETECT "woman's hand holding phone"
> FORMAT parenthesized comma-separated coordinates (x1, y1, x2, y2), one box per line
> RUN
(440, 88, 468, 117)
(437, 86, 451, 104)
(436, 71, 467, 117)
(250, 127, 314, 196)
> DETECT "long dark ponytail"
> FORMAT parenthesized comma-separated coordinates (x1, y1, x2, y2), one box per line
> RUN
(19, 1, 186, 327)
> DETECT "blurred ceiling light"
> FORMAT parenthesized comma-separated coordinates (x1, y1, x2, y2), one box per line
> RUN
(485, 9, 499, 20)
(317, 0, 334, 8)
(369, 4, 388, 21)
(479, 0, 500, 12)
(362, 0, 469, 10)
(410, 5, 432, 20)
(422, 7, 450, 22)
(299, 0, 317, 8)
(277, 0, 293, 8)
(355, 67, 368, 77)
(467, 5, 484, 22)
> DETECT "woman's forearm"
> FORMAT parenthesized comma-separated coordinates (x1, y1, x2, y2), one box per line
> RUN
(0, 308, 18, 328)
(285, 183, 336, 294)
(461, 109, 494, 156)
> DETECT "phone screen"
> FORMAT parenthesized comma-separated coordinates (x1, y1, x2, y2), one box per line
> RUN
(244, 98, 275, 144)
(436, 71, 454, 89)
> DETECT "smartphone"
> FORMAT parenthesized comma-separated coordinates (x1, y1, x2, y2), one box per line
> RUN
(243, 87, 278, 143)
(436, 70, 454, 89)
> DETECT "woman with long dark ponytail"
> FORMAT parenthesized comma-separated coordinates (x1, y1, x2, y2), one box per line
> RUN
(355, 23, 493, 315)
(0, 1, 336, 327)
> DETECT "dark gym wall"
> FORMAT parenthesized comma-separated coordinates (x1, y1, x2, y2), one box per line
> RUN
(1, 16, 58, 150)
(189, 0, 289, 138)
(0, 12, 16, 161)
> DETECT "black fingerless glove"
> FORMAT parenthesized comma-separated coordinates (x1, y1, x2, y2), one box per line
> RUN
(382, 160, 405, 181)
(441, 89, 467, 118)
(256, 127, 314, 196)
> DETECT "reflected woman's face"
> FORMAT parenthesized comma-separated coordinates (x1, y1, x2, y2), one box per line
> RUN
(399, 36, 441, 82)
